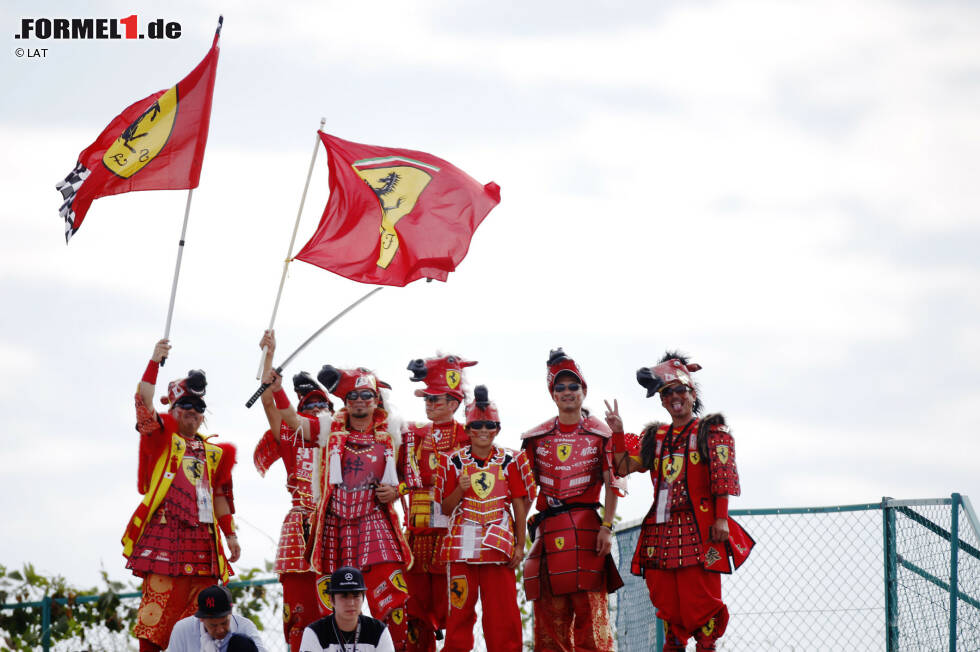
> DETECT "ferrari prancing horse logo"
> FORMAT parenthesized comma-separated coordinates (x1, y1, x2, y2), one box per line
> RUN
(103, 86, 178, 179)
(353, 157, 439, 269)
(446, 369, 461, 389)
(715, 445, 730, 464)
(470, 470, 495, 498)
(450, 576, 468, 609)
(182, 458, 204, 485)
(662, 453, 684, 484)
(556, 443, 572, 462)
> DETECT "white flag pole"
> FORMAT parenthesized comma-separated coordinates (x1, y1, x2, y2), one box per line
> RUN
(160, 188, 195, 365)
(256, 117, 327, 379)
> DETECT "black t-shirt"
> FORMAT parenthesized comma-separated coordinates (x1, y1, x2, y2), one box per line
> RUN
(300, 614, 394, 652)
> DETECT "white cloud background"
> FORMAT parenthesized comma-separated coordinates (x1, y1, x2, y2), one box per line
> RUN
(1, 0, 978, 588)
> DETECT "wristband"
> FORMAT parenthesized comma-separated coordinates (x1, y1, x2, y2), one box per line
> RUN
(218, 513, 236, 536)
(610, 431, 626, 455)
(601, 520, 614, 531)
(142, 360, 159, 385)
(715, 495, 729, 520)
(273, 389, 290, 410)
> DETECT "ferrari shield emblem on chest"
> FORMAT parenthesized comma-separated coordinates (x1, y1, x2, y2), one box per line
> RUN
(182, 457, 204, 486)
(555, 536, 565, 550)
(103, 86, 178, 179)
(429, 452, 439, 470)
(389, 569, 408, 593)
(450, 576, 468, 609)
(715, 445, 730, 464)
(352, 160, 437, 269)
(470, 470, 495, 498)
(662, 453, 684, 484)
(556, 443, 572, 462)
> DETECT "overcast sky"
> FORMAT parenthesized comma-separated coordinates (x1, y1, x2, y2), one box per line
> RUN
(2, 0, 979, 589)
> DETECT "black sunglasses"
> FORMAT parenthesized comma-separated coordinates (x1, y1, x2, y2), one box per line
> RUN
(346, 390, 376, 401)
(300, 400, 330, 412)
(423, 395, 447, 404)
(175, 399, 206, 413)
(660, 385, 690, 397)
(468, 420, 499, 430)
(553, 382, 582, 393)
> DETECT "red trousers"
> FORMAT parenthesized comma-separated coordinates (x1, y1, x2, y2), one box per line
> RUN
(405, 568, 448, 652)
(134, 574, 213, 649)
(532, 586, 612, 652)
(317, 562, 409, 651)
(444, 563, 522, 652)
(645, 566, 728, 648)
(281, 572, 320, 652)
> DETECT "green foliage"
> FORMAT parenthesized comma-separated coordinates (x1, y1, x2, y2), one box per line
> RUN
(0, 564, 139, 651)
(227, 566, 279, 632)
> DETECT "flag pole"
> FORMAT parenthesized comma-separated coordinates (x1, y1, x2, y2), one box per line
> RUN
(160, 188, 195, 366)
(245, 286, 384, 408)
(256, 117, 327, 378)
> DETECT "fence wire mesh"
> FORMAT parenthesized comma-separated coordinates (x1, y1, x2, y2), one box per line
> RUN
(4, 496, 979, 651)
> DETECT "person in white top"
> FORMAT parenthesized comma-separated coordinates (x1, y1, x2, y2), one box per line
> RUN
(166, 584, 267, 652)
(300, 566, 395, 652)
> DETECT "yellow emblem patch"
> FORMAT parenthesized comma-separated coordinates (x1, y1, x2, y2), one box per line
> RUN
(283, 604, 290, 622)
(470, 470, 495, 499)
(389, 569, 408, 593)
(556, 443, 572, 462)
(390, 608, 405, 625)
(555, 536, 565, 550)
(646, 546, 655, 557)
(662, 453, 684, 484)
(716, 445, 730, 464)
(352, 161, 437, 269)
(690, 451, 700, 465)
(446, 369, 461, 390)
(701, 617, 716, 637)
(316, 577, 333, 611)
(182, 458, 204, 486)
(103, 86, 178, 178)
(450, 576, 468, 609)
(429, 452, 438, 470)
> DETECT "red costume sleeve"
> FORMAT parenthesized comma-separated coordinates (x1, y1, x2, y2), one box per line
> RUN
(253, 429, 281, 477)
(506, 456, 528, 499)
(135, 394, 170, 494)
(436, 455, 459, 504)
(213, 442, 238, 513)
(513, 448, 537, 502)
(707, 429, 741, 497)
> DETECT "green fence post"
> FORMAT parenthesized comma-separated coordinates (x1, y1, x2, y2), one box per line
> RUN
(41, 595, 51, 652)
(882, 496, 898, 652)
(950, 493, 961, 652)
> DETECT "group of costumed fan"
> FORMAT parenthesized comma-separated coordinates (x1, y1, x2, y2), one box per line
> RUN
(50, 18, 754, 652)
(123, 338, 754, 652)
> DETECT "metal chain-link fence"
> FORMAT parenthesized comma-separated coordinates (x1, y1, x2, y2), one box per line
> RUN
(5, 495, 978, 651)
(615, 494, 980, 651)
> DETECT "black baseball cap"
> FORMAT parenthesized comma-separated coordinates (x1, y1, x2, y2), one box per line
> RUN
(195, 585, 233, 618)
(329, 566, 367, 594)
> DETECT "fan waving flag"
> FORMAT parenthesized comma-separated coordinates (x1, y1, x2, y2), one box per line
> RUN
(55, 18, 222, 243)
(294, 132, 501, 287)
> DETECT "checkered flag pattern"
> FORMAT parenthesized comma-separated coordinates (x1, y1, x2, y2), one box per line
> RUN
(55, 162, 91, 243)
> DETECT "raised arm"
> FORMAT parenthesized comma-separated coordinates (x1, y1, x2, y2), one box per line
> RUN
(258, 330, 283, 437)
(138, 339, 171, 409)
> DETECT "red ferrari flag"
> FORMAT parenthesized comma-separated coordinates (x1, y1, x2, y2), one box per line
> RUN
(294, 132, 500, 286)
(55, 18, 222, 243)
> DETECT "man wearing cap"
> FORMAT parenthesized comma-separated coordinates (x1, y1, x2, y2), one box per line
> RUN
(301, 566, 396, 652)
(254, 330, 334, 652)
(166, 584, 268, 652)
(521, 348, 623, 651)
(436, 385, 536, 652)
(605, 351, 754, 652)
(123, 339, 240, 652)
(399, 354, 475, 651)
(278, 365, 410, 651)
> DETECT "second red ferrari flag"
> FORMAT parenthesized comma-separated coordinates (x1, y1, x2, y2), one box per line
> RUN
(295, 132, 500, 286)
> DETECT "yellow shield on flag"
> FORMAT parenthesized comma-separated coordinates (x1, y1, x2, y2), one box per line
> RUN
(353, 162, 435, 269)
(316, 577, 333, 611)
(103, 86, 178, 179)
(446, 369, 461, 390)
(716, 445, 730, 464)
(471, 471, 495, 498)
(182, 458, 204, 486)
(450, 576, 468, 609)
(557, 443, 572, 462)
(662, 454, 684, 484)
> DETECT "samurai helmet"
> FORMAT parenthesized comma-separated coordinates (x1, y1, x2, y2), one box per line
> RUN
(162, 369, 207, 409)
(317, 365, 391, 401)
(636, 351, 704, 413)
(293, 371, 333, 414)
(546, 348, 586, 394)
(465, 384, 500, 426)
(407, 353, 477, 402)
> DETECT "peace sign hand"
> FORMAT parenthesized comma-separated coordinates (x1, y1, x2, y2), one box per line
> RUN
(604, 399, 624, 433)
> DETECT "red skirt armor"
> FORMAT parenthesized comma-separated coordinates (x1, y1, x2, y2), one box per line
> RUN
(524, 506, 608, 599)
(321, 508, 406, 570)
(127, 439, 219, 578)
